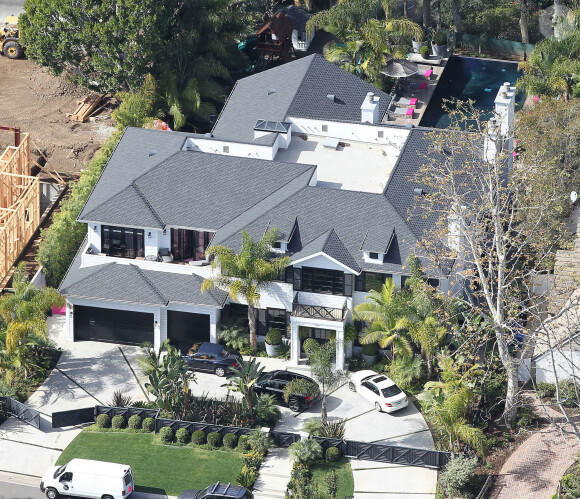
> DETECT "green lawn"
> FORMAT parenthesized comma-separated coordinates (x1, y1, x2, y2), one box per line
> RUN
(57, 431, 243, 496)
(311, 458, 354, 498)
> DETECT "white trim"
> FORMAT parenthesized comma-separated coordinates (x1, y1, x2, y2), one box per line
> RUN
(292, 251, 360, 274)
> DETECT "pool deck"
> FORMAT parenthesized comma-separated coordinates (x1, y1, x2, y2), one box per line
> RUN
(385, 56, 449, 127)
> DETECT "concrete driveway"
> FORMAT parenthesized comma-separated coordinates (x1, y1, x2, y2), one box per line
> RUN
(0, 316, 146, 477)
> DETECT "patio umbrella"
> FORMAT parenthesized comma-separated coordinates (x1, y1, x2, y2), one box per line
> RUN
(381, 59, 419, 78)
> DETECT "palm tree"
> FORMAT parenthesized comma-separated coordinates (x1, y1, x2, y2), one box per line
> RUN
(223, 358, 265, 422)
(354, 279, 413, 359)
(408, 316, 446, 378)
(202, 229, 290, 351)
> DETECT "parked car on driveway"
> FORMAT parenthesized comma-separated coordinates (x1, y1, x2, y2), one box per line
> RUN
(181, 342, 242, 377)
(177, 482, 252, 499)
(348, 370, 408, 413)
(254, 370, 319, 412)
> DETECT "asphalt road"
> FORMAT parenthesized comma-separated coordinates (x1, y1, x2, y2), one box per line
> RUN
(0, 0, 24, 21)
(0, 482, 44, 499)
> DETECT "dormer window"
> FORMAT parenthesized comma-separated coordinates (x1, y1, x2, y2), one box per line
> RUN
(273, 241, 282, 249)
(271, 241, 287, 253)
(364, 251, 384, 264)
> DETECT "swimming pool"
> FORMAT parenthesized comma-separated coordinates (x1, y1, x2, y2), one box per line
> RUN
(419, 56, 525, 129)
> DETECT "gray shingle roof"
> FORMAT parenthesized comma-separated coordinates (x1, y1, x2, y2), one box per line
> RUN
(60, 244, 228, 307)
(278, 6, 311, 31)
(293, 229, 361, 272)
(211, 55, 391, 145)
(81, 151, 316, 230)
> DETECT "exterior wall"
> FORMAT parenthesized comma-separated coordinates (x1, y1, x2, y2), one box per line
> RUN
(286, 117, 410, 149)
(183, 137, 277, 161)
(535, 348, 580, 384)
(88, 224, 101, 252)
(291, 29, 312, 51)
(294, 254, 354, 273)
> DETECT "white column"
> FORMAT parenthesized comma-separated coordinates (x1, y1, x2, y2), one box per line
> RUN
(209, 310, 218, 343)
(154, 309, 164, 351)
(290, 320, 300, 366)
(65, 300, 74, 342)
(335, 324, 345, 371)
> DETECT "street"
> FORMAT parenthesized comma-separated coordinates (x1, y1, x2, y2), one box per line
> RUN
(0, 1, 24, 20)
(0, 478, 44, 499)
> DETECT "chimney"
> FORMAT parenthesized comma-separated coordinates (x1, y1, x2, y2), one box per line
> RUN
(494, 82, 516, 136)
(484, 117, 500, 163)
(361, 92, 380, 124)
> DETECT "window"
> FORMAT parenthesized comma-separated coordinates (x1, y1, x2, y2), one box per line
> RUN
(369, 252, 379, 260)
(273, 241, 282, 249)
(362, 382, 380, 396)
(267, 308, 287, 333)
(302, 267, 345, 295)
(171, 229, 214, 261)
(321, 124, 328, 132)
(223, 145, 229, 153)
(381, 385, 403, 398)
(427, 278, 440, 288)
(308, 328, 333, 342)
(276, 266, 294, 282)
(297, 30, 307, 41)
(355, 272, 391, 292)
(229, 303, 249, 330)
(101, 226, 144, 258)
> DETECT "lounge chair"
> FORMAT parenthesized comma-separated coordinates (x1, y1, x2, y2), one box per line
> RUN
(392, 96, 418, 108)
(158, 248, 173, 262)
(388, 106, 414, 119)
(401, 80, 427, 92)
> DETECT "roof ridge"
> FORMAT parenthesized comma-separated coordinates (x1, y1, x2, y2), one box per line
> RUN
(286, 55, 319, 118)
(130, 264, 168, 305)
(132, 181, 166, 228)
(190, 273, 229, 307)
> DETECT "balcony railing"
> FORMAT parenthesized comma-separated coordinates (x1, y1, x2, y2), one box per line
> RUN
(292, 293, 348, 322)
(295, 40, 308, 51)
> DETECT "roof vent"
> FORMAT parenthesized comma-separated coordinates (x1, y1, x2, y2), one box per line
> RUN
(366, 92, 375, 102)
(268, 88, 276, 95)
(414, 188, 425, 195)
(148, 149, 158, 157)
(327, 94, 336, 102)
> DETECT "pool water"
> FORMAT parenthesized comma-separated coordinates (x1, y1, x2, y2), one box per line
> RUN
(419, 56, 525, 129)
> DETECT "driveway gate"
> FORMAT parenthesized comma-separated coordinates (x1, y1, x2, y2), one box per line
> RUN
(0, 396, 40, 429)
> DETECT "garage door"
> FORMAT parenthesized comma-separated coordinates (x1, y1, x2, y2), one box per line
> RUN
(74, 306, 154, 345)
(168, 311, 210, 348)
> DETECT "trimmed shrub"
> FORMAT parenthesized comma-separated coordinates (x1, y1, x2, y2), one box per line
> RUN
(159, 426, 174, 444)
(142, 417, 155, 432)
(420, 45, 430, 58)
(192, 430, 206, 445)
(207, 432, 222, 448)
(440, 456, 478, 498)
(176, 428, 190, 444)
(433, 31, 447, 45)
(266, 329, 282, 346)
(96, 414, 111, 429)
(289, 439, 323, 465)
(111, 415, 126, 429)
(128, 415, 142, 430)
(237, 434, 250, 452)
(248, 429, 273, 454)
(326, 446, 341, 462)
(223, 433, 238, 449)
(537, 382, 556, 399)
(361, 343, 379, 356)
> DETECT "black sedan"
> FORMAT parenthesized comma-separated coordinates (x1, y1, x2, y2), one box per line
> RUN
(254, 370, 319, 412)
(182, 342, 242, 377)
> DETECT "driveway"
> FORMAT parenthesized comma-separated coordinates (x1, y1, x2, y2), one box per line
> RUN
(0, 316, 146, 477)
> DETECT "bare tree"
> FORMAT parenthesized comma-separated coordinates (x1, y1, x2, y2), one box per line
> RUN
(410, 100, 568, 427)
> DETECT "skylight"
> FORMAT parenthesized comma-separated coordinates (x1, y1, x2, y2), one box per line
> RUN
(254, 120, 291, 133)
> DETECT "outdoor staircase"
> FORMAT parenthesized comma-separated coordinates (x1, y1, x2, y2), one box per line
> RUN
(549, 207, 580, 314)
(252, 447, 292, 499)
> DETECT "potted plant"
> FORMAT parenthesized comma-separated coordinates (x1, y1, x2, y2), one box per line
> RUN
(412, 29, 428, 54)
(265, 329, 283, 357)
(432, 31, 448, 57)
(420, 45, 430, 60)
(361, 342, 379, 366)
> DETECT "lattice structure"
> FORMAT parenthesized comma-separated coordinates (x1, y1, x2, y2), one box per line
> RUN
(0, 133, 40, 283)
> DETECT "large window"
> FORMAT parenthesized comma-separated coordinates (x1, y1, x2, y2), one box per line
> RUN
(302, 267, 345, 295)
(101, 226, 144, 258)
(355, 272, 392, 292)
(171, 229, 214, 261)
(267, 308, 287, 333)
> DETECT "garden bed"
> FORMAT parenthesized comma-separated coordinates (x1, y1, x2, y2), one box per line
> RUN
(57, 430, 244, 496)
(311, 458, 354, 498)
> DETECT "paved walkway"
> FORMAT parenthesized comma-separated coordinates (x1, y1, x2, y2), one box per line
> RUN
(253, 448, 292, 499)
(0, 316, 146, 477)
(488, 393, 580, 499)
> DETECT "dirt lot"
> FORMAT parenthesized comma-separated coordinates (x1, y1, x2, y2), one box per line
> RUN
(0, 55, 116, 173)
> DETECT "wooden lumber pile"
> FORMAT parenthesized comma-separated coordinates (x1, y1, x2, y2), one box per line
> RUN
(66, 93, 104, 123)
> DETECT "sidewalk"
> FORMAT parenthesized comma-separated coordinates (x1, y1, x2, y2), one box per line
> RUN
(253, 447, 291, 499)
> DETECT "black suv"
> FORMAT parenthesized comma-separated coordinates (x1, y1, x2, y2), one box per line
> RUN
(254, 370, 319, 412)
(177, 482, 252, 499)
(181, 342, 242, 377)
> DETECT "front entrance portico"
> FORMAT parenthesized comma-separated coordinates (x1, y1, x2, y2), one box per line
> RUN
(289, 316, 346, 370)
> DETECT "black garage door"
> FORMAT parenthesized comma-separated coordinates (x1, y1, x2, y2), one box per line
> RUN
(168, 311, 210, 348)
(74, 306, 154, 345)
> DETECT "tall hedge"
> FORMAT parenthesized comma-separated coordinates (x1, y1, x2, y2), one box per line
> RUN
(37, 131, 122, 287)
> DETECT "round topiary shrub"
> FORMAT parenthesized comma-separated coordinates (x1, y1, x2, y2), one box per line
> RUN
(192, 430, 206, 445)
(420, 45, 430, 59)
(111, 415, 126, 430)
(176, 428, 190, 444)
(207, 432, 222, 448)
(128, 415, 142, 430)
(159, 426, 174, 444)
(237, 435, 250, 452)
(266, 329, 282, 346)
(142, 417, 155, 432)
(361, 343, 379, 356)
(223, 433, 238, 449)
(96, 414, 111, 429)
(326, 446, 341, 462)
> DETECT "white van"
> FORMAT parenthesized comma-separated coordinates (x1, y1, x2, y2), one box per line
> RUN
(40, 458, 134, 499)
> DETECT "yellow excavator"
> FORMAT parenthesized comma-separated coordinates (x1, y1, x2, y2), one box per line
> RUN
(0, 16, 23, 59)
